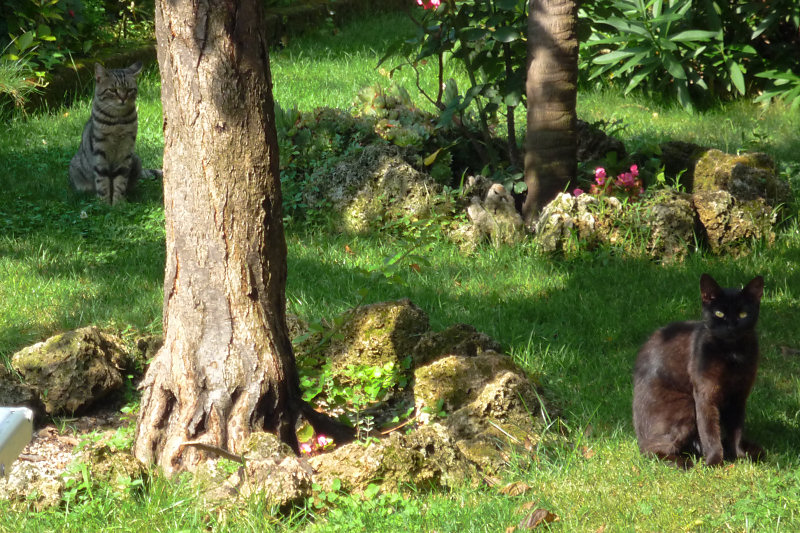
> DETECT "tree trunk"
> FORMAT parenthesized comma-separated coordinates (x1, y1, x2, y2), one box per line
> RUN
(522, 0, 579, 223)
(133, 0, 304, 474)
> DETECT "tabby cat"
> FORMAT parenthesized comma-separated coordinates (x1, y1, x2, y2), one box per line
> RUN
(632, 273, 764, 468)
(69, 62, 153, 205)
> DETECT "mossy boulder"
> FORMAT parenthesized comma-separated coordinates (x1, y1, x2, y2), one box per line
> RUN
(411, 323, 502, 367)
(11, 327, 128, 415)
(464, 184, 525, 247)
(0, 458, 64, 511)
(534, 192, 689, 259)
(414, 351, 547, 473)
(693, 190, 776, 253)
(324, 299, 430, 374)
(0, 364, 37, 410)
(693, 149, 791, 206)
(314, 144, 446, 234)
(644, 189, 696, 262)
(534, 192, 605, 253)
(310, 422, 475, 493)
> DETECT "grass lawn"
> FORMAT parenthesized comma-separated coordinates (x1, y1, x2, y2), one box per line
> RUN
(2, 8, 800, 532)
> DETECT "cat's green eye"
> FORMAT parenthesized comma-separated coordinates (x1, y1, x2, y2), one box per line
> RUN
(739, 311, 748, 319)
(714, 310, 725, 318)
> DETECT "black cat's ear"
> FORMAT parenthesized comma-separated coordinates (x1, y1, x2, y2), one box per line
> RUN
(744, 276, 764, 301)
(700, 273, 722, 304)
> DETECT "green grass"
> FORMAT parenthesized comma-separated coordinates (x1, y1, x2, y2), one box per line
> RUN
(3, 8, 800, 532)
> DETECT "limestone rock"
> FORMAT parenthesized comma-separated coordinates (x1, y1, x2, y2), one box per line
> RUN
(533, 192, 608, 253)
(693, 190, 776, 253)
(324, 299, 430, 373)
(694, 149, 791, 206)
(70, 430, 146, 492)
(0, 459, 64, 510)
(645, 189, 695, 262)
(465, 183, 525, 247)
(413, 351, 546, 473)
(310, 422, 474, 493)
(11, 327, 127, 415)
(0, 364, 37, 410)
(325, 144, 443, 233)
(411, 323, 502, 367)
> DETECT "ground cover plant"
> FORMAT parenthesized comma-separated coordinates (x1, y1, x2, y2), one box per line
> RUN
(2, 7, 800, 532)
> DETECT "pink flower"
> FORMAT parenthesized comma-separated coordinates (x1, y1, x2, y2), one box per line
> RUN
(416, 0, 441, 9)
(300, 442, 313, 454)
(317, 435, 333, 447)
(629, 164, 639, 177)
(573, 188, 584, 196)
(617, 172, 635, 188)
(594, 167, 607, 186)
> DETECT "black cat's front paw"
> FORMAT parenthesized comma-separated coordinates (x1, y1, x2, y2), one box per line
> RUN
(738, 440, 765, 462)
(704, 451, 724, 467)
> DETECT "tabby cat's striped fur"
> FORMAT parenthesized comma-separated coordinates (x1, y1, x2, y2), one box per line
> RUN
(69, 62, 152, 205)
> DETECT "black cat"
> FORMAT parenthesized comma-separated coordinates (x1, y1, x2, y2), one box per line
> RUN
(632, 273, 764, 468)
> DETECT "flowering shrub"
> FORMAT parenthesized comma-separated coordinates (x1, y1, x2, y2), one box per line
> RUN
(574, 164, 643, 200)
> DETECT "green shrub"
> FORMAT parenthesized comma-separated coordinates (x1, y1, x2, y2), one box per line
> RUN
(580, 0, 800, 110)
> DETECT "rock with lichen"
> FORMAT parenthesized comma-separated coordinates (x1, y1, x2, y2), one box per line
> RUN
(413, 350, 547, 474)
(312, 144, 446, 234)
(693, 190, 776, 254)
(310, 422, 475, 493)
(464, 183, 525, 247)
(11, 327, 129, 415)
(411, 323, 501, 367)
(0, 364, 37, 410)
(69, 429, 146, 492)
(214, 432, 314, 507)
(0, 458, 64, 510)
(645, 189, 696, 262)
(693, 149, 791, 206)
(319, 299, 429, 374)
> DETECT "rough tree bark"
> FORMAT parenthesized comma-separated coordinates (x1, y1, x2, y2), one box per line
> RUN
(133, 0, 351, 474)
(522, 0, 579, 223)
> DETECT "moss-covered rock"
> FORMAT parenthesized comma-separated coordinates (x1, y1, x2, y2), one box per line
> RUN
(414, 352, 522, 417)
(11, 327, 128, 415)
(413, 351, 547, 474)
(72, 430, 146, 492)
(325, 299, 430, 374)
(694, 149, 791, 206)
(305, 143, 446, 234)
(0, 364, 37, 410)
(645, 189, 695, 262)
(310, 422, 475, 493)
(411, 323, 502, 367)
(0, 459, 64, 511)
(693, 190, 776, 254)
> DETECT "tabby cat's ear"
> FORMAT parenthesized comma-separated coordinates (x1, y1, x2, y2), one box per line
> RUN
(700, 273, 722, 304)
(128, 62, 143, 76)
(744, 276, 764, 301)
(94, 63, 107, 83)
